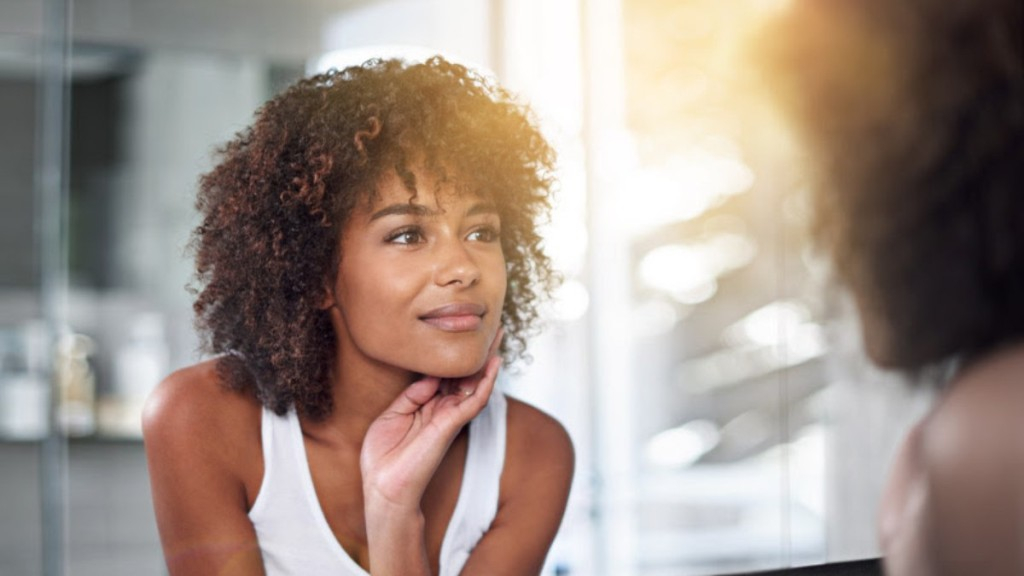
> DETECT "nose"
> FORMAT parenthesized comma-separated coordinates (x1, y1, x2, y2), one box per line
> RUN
(433, 236, 481, 288)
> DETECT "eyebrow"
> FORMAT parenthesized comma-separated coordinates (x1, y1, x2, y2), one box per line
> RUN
(368, 201, 498, 222)
(368, 203, 432, 221)
(467, 202, 499, 217)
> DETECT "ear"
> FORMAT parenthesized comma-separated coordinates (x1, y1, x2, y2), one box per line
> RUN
(318, 284, 337, 310)
(319, 253, 343, 310)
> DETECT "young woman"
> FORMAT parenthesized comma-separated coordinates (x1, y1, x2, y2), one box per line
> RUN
(759, 1, 1023, 574)
(142, 57, 574, 576)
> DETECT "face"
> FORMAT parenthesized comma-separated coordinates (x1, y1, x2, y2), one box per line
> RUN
(327, 168, 507, 380)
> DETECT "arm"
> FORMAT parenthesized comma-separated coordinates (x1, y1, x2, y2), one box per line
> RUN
(459, 398, 575, 576)
(360, 334, 504, 576)
(142, 363, 266, 576)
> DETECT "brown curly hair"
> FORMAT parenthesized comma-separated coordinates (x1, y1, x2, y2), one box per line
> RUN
(757, 0, 1024, 370)
(190, 56, 557, 419)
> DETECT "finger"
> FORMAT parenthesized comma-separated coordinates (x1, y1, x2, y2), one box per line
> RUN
(479, 354, 500, 396)
(456, 354, 500, 404)
(387, 377, 440, 415)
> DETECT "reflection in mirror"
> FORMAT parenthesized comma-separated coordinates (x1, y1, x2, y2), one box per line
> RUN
(0, 1, 938, 575)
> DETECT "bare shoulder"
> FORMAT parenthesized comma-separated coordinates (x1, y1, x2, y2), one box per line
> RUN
(142, 358, 263, 472)
(926, 342, 1024, 464)
(143, 358, 267, 574)
(500, 396, 575, 510)
(915, 342, 1024, 575)
(504, 396, 575, 477)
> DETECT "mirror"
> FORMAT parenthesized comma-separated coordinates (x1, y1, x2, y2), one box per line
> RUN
(0, 1, 923, 574)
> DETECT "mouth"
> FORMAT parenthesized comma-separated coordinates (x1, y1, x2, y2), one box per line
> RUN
(419, 302, 487, 332)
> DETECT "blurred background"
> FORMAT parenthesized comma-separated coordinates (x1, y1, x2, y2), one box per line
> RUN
(0, 0, 933, 574)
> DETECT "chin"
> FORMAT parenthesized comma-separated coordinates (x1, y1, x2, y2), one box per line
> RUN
(427, 358, 489, 379)
(415, 348, 490, 379)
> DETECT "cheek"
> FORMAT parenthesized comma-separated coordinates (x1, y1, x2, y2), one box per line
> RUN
(333, 274, 414, 364)
(335, 255, 384, 324)
(338, 256, 412, 315)
(490, 256, 509, 311)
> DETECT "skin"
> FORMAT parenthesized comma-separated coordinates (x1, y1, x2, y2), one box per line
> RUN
(143, 167, 575, 575)
(876, 338, 1024, 575)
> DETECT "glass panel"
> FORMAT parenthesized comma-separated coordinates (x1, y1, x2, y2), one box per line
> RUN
(1, 2, 69, 576)
(0, 10, 47, 440)
(0, 13, 49, 570)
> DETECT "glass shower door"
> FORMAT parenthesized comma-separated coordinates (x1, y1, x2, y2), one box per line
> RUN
(0, 1, 71, 575)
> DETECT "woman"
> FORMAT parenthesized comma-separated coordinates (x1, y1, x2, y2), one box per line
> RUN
(143, 56, 574, 576)
(758, 0, 1023, 574)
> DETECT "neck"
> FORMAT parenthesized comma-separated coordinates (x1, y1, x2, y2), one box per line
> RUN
(305, 350, 419, 445)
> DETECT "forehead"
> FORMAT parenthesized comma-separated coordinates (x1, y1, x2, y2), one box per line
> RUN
(361, 168, 491, 213)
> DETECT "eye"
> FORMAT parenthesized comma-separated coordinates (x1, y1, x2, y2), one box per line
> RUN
(386, 226, 425, 245)
(467, 225, 500, 243)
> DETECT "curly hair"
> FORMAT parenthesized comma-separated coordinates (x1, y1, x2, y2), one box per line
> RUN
(190, 56, 557, 419)
(758, 0, 1024, 370)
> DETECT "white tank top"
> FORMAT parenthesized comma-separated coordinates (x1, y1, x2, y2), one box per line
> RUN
(248, 390, 508, 576)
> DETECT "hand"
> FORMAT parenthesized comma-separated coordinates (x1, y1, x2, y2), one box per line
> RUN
(360, 329, 504, 513)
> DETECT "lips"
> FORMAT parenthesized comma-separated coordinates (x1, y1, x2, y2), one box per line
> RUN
(419, 302, 486, 332)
